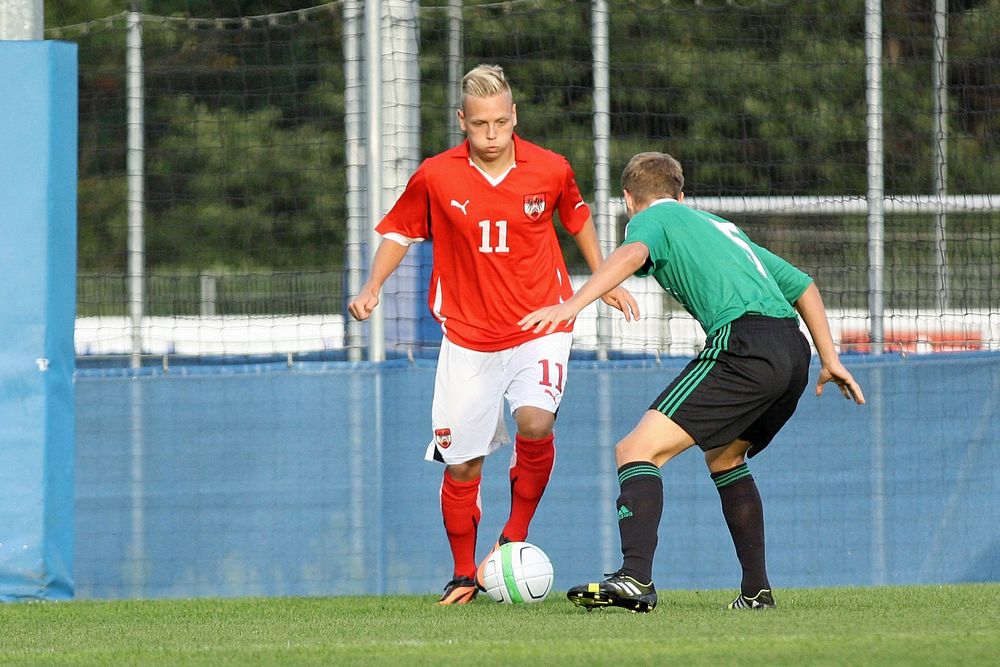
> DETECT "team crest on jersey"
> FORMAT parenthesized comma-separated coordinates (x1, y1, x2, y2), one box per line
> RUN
(434, 428, 453, 449)
(523, 194, 546, 221)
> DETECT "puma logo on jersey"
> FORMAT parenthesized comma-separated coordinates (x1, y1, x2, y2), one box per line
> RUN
(450, 199, 470, 215)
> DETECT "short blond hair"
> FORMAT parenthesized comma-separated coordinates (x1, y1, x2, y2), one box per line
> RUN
(462, 64, 512, 104)
(621, 152, 684, 204)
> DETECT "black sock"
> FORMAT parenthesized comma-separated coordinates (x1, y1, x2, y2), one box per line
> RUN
(615, 461, 663, 584)
(712, 463, 770, 596)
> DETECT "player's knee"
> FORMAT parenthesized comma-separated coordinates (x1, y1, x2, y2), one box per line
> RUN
(704, 439, 751, 473)
(615, 437, 654, 465)
(514, 408, 555, 440)
(616, 435, 689, 468)
(447, 457, 483, 482)
(517, 424, 553, 440)
(704, 453, 744, 474)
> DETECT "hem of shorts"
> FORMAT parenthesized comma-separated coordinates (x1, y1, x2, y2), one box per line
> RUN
(507, 398, 558, 416)
(424, 438, 508, 465)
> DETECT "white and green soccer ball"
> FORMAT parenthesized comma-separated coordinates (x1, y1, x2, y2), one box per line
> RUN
(481, 542, 553, 604)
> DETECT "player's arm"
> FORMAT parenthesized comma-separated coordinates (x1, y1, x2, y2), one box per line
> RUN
(520, 241, 649, 334)
(347, 237, 410, 321)
(794, 282, 865, 404)
(570, 216, 640, 321)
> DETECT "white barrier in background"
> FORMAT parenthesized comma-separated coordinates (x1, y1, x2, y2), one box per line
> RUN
(570, 276, 998, 356)
(574, 307, 1000, 356)
(74, 301, 999, 358)
(75, 315, 346, 356)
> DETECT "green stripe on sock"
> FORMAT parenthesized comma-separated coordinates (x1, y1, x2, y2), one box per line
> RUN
(618, 464, 661, 486)
(713, 463, 751, 489)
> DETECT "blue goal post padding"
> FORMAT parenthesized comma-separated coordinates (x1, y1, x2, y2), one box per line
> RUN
(0, 41, 77, 601)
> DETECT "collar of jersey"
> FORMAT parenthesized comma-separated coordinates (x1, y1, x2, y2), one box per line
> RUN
(459, 134, 522, 186)
(468, 158, 516, 186)
(648, 197, 678, 207)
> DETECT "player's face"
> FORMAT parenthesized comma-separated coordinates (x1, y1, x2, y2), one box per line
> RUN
(458, 92, 517, 166)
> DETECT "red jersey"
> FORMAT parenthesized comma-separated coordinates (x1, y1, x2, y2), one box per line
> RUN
(377, 135, 591, 352)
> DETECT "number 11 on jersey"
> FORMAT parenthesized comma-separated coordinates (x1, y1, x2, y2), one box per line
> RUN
(478, 219, 510, 253)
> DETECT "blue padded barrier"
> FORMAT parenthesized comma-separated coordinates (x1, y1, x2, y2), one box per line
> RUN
(73, 353, 999, 599)
(0, 41, 77, 602)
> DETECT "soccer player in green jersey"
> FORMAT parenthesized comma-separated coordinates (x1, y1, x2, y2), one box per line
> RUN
(519, 151, 865, 612)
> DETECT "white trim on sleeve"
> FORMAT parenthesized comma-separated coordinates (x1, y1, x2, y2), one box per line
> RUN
(382, 232, 425, 246)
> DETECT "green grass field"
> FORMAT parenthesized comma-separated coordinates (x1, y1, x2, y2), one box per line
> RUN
(2, 584, 998, 666)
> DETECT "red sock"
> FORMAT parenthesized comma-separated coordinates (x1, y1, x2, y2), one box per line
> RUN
(440, 469, 481, 579)
(502, 433, 555, 542)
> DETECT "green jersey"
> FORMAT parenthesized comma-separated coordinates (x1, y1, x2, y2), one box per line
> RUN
(622, 199, 813, 335)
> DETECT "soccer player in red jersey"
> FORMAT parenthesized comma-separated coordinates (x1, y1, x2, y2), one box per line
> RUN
(348, 64, 638, 604)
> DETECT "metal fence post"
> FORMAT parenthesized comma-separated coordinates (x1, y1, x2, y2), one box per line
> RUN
(592, 0, 613, 361)
(932, 0, 949, 312)
(865, 0, 885, 355)
(126, 8, 146, 368)
(344, 0, 365, 361)
(366, 0, 385, 362)
(447, 1, 463, 146)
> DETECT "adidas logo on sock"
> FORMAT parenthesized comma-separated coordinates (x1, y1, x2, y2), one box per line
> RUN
(617, 505, 634, 520)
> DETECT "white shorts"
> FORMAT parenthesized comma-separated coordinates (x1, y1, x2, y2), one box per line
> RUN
(425, 332, 572, 465)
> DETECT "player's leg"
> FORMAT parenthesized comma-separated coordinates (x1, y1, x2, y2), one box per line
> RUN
(614, 410, 698, 583)
(473, 406, 555, 589)
(567, 410, 697, 612)
(474, 334, 567, 588)
(428, 337, 510, 604)
(705, 438, 775, 609)
(499, 333, 569, 542)
(569, 323, 754, 612)
(703, 317, 811, 610)
(437, 456, 484, 604)
(505, 405, 556, 541)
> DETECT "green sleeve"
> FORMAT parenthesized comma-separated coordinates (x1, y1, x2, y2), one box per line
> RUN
(621, 214, 665, 278)
(750, 241, 813, 303)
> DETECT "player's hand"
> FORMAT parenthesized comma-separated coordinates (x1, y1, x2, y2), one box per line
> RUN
(601, 286, 640, 322)
(518, 303, 580, 335)
(816, 359, 865, 404)
(347, 287, 380, 321)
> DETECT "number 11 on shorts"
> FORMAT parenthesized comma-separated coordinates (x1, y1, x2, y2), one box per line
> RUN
(538, 359, 564, 393)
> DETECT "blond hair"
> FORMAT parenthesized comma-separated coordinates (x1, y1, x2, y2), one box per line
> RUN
(621, 152, 684, 204)
(461, 64, 512, 105)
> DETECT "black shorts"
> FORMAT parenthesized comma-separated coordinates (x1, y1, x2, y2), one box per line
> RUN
(649, 315, 811, 457)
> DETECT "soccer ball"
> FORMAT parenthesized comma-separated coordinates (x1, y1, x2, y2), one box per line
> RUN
(481, 541, 554, 604)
